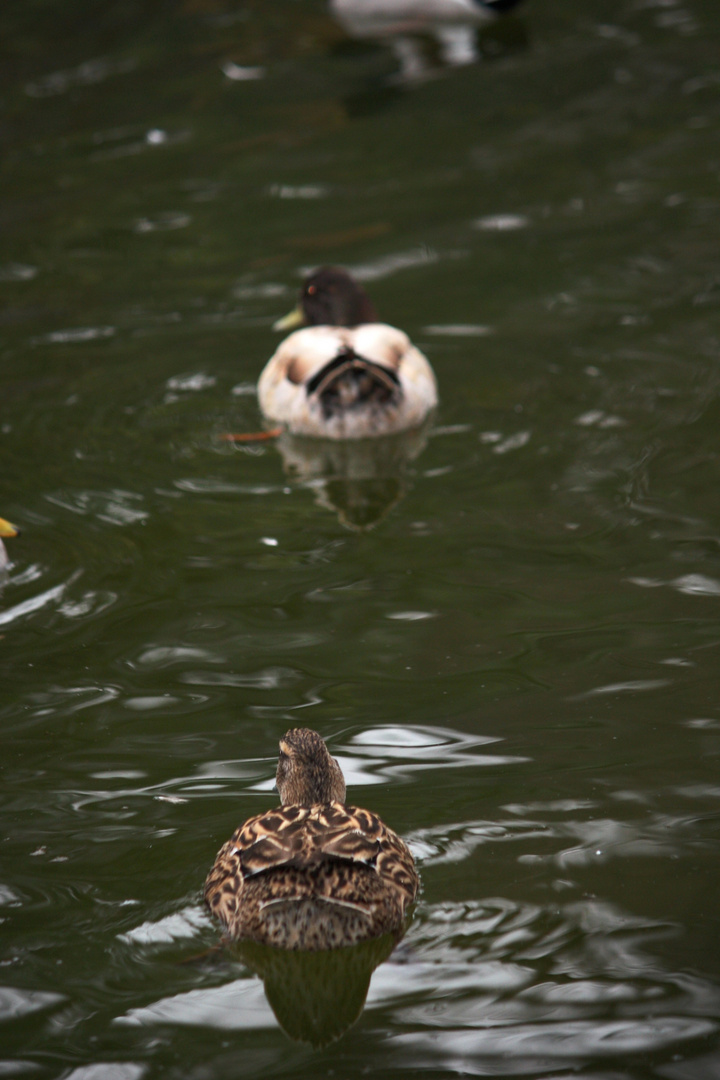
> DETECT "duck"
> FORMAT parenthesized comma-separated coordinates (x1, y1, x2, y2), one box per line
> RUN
(330, 0, 526, 39)
(330, 0, 526, 81)
(0, 518, 19, 573)
(204, 727, 419, 950)
(257, 267, 438, 440)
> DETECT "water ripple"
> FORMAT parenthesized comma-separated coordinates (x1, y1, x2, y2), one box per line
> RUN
(571, 678, 671, 698)
(0, 986, 65, 1020)
(165, 372, 216, 393)
(118, 905, 211, 946)
(349, 724, 530, 780)
(220, 60, 265, 81)
(45, 489, 148, 525)
(388, 1018, 716, 1072)
(58, 590, 118, 619)
(65, 1066, 147, 1080)
(174, 478, 284, 496)
(135, 646, 222, 669)
(39, 326, 116, 344)
(628, 573, 720, 597)
(0, 262, 38, 282)
(116, 979, 273, 1031)
(423, 324, 493, 336)
(25, 56, 136, 97)
(0, 575, 78, 628)
(473, 213, 530, 231)
(344, 247, 439, 282)
(267, 183, 328, 199)
(133, 212, 191, 234)
(179, 667, 300, 690)
(377, 897, 720, 1071)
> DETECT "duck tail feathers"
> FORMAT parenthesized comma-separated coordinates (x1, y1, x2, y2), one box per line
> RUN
(307, 347, 402, 415)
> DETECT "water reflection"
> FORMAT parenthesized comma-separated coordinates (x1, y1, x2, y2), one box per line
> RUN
(116, 891, 719, 1068)
(273, 425, 431, 530)
(24, 54, 136, 98)
(386, 897, 719, 1075)
(233, 933, 400, 1047)
(0, 575, 78, 628)
(331, 0, 528, 85)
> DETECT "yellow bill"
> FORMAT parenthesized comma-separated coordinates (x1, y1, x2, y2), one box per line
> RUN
(272, 304, 305, 332)
(0, 518, 19, 538)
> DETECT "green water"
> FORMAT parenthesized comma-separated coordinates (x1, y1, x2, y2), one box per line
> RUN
(2, 0, 720, 1076)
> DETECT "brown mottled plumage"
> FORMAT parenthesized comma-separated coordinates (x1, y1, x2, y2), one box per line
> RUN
(204, 728, 419, 950)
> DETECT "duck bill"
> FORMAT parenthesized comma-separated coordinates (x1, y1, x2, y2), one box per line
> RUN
(272, 304, 306, 332)
(0, 518, 19, 538)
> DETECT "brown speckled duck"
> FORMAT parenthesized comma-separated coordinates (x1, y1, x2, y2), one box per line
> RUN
(204, 728, 419, 950)
(257, 267, 438, 440)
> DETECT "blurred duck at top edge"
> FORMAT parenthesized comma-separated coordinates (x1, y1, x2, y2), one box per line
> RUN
(330, 0, 527, 80)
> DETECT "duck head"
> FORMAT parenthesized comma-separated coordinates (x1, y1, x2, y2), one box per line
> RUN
(274, 267, 378, 331)
(0, 518, 19, 540)
(276, 728, 347, 805)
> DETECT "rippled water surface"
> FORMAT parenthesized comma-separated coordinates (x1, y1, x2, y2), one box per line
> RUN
(2, 0, 720, 1077)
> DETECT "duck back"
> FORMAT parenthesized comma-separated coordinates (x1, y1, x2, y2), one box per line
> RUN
(307, 347, 402, 419)
(204, 801, 418, 950)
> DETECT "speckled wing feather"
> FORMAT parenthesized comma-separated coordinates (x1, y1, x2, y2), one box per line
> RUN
(204, 801, 418, 938)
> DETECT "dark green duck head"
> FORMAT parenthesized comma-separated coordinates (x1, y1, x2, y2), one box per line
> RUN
(274, 267, 378, 331)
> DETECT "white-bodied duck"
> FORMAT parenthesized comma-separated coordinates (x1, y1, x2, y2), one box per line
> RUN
(257, 267, 437, 440)
(330, 0, 525, 78)
(332, 0, 524, 33)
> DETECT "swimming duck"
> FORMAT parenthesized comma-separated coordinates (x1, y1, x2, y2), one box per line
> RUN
(331, 0, 525, 42)
(204, 728, 419, 950)
(257, 267, 437, 440)
(331, 0, 525, 79)
(0, 518, 19, 572)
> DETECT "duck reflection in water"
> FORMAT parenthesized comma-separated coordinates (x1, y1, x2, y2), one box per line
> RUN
(204, 728, 418, 1044)
(274, 422, 431, 530)
(255, 265, 435, 527)
(330, 0, 527, 85)
(233, 933, 399, 1047)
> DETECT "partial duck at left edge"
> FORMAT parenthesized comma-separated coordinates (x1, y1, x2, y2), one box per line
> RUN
(0, 518, 19, 572)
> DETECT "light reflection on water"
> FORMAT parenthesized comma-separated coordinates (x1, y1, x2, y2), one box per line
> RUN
(110, 890, 719, 1075)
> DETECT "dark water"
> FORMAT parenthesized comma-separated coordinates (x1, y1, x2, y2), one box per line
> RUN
(2, 0, 720, 1076)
